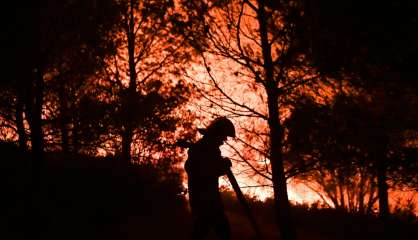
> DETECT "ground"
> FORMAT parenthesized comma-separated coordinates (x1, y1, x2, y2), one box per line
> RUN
(1, 142, 417, 240)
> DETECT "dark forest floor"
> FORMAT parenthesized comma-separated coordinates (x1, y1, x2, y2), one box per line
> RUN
(1, 142, 417, 240)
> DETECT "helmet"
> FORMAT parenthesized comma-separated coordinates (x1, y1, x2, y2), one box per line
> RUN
(201, 117, 236, 138)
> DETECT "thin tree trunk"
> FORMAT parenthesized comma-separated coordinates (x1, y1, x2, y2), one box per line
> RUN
(366, 182, 377, 214)
(25, 64, 45, 240)
(358, 171, 366, 214)
(28, 66, 45, 168)
(377, 156, 389, 218)
(346, 187, 354, 212)
(120, 0, 137, 166)
(337, 174, 345, 210)
(328, 191, 339, 209)
(122, 128, 133, 165)
(371, 87, 390, 219)
(59, 82, 69, 153)
(16, 93, 28, 152)
(22, 3, 44, 239)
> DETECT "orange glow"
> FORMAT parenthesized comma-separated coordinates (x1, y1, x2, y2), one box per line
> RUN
(1, 0, 415, 217)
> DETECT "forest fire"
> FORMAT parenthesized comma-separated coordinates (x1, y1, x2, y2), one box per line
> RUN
(1, 1, 417, 240)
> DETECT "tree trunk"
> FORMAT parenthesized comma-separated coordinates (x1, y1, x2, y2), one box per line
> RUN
(24, 64, 45, 240)
(121, 127, 133, 165)
(28, 66, 45, 167)
(22, 3, 44, 239)
(337, 175, 345, 210)
(120, 0, 137, 166)
(16, 93, 28, 152)
(358, 171, 366, 214)
(268, 97, 296, 240)
(264, 66, 297, 240)
(347, 187, 354, 212)
(258, 1, 296, 239)
(58, 82, 69, 153)
(366, 182, 377, 214)
(377, 157, 389, 219)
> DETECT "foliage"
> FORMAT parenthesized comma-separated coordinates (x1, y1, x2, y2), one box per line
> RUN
(302, 0, 418, 87)
(0, 0, 124, 154)
(285, 92, 418, 213)
(91, 0, 196, 165)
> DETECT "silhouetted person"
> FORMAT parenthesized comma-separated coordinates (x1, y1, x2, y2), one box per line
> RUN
(185, 117, 236, 240)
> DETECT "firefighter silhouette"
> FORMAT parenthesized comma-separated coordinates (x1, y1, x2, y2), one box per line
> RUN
(185, 117, 235, 240)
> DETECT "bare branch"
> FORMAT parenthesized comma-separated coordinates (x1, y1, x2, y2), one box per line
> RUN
(226, 141, 272, 180)
(243, 0, 258, 12)
(201, 54, 268, 120)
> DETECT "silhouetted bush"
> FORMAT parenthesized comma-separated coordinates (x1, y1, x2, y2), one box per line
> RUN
(220, 190, 417, 240)
(1, 142, 188, 240)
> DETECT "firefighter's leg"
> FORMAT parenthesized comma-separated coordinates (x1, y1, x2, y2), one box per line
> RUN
(192, 216, 210, 240)
(214, 212, 230, 240)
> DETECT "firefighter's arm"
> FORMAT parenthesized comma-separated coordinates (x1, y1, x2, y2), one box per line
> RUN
(213, 157, 232, 176)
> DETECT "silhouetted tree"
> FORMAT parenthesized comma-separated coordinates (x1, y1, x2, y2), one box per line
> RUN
(0, 1, 122, 160)
(3, 3, 125, 238)
(286, 92, 418, 214)
(0, 7, 27, 149)
(100, 0, 194, 165)
(302, 0, 418, 218)
(3, 0, 195, 174)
